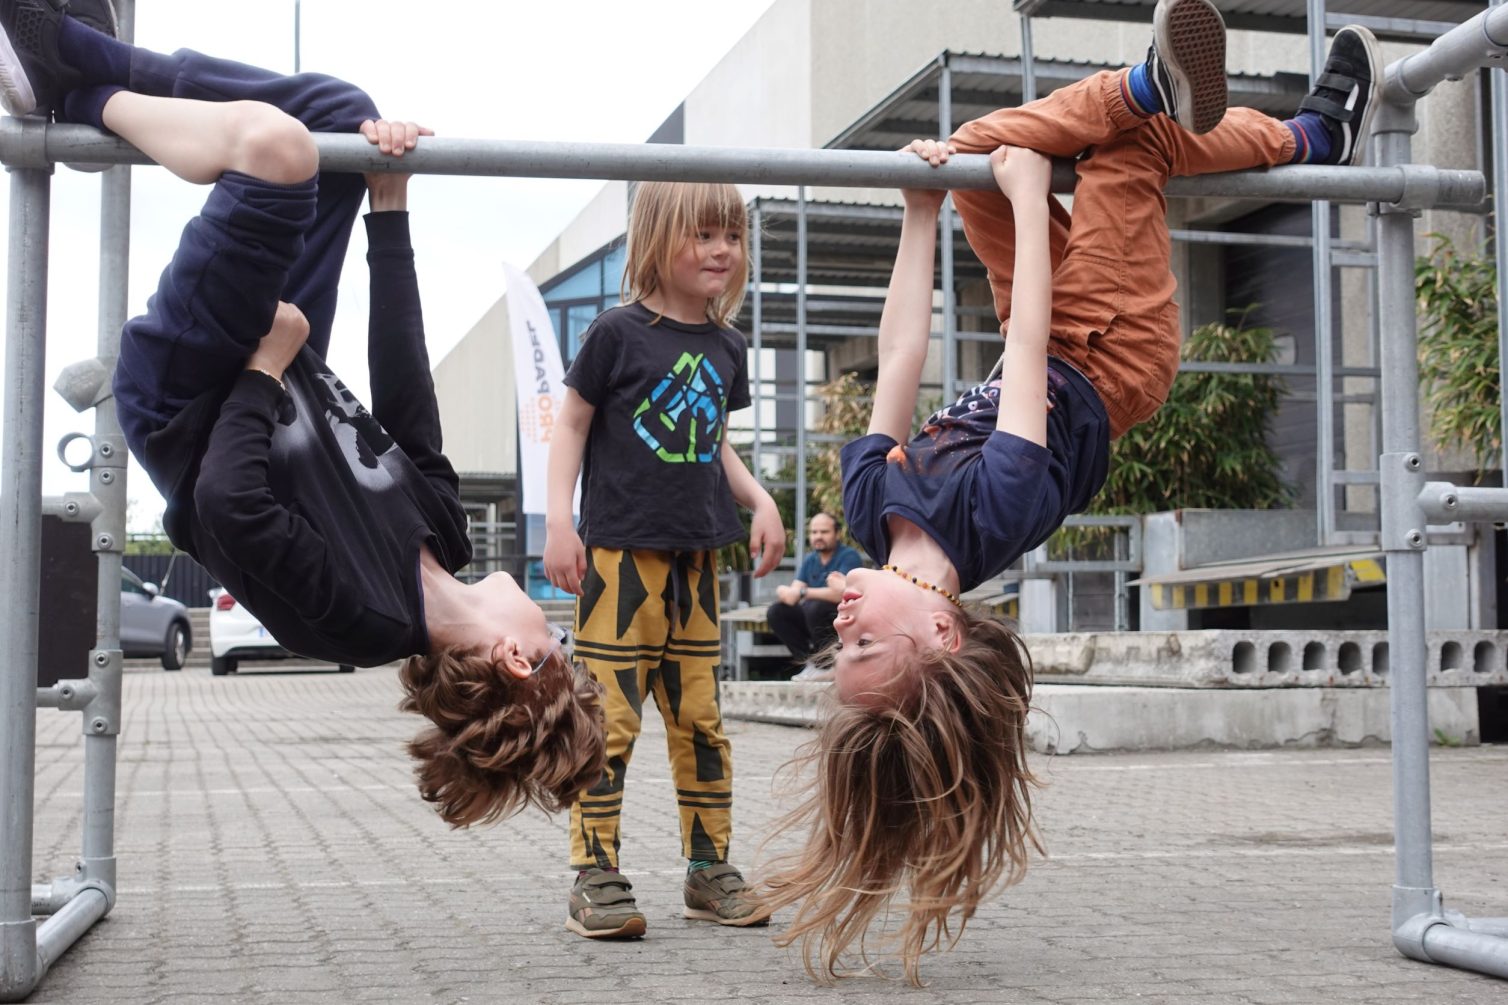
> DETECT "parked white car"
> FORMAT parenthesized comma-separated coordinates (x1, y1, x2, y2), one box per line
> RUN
(207, 587, 354, 676)
(121, 568, 192, 670)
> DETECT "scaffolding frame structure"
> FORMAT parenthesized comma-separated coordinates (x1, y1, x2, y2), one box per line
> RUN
(4, 4, 1508, 999)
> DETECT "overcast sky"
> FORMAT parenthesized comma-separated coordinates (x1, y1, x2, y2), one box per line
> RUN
(0, 0, 778, 529)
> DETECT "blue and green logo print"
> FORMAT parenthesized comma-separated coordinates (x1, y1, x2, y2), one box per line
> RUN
(632, 351, 727, 463)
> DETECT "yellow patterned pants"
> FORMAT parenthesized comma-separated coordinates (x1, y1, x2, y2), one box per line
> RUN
(568, 547, 733, 869)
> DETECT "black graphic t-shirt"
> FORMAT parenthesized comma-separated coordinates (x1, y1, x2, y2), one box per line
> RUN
(564, 303, 750, 551)
(840, 356, 1110, 592)
(142, 213, 471, 666)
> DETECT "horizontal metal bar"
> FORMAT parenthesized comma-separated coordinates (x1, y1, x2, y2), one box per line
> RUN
(757, 322, 1002, 343)
(1419, 923, 1508, 980)
(34, 679, 96, 711)
(30, 885, 56, 917)
(33, 887, 109, 983)
(1168, 228, 1368, 250)
(1418, 482, 1508, 523)
(1388, 6, 1508, 102)
(0, 122, 1486, 208)
(1176, 361, 1381, 378)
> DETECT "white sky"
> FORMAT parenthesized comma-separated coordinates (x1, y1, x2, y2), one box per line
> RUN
(0, 0, 778, 529)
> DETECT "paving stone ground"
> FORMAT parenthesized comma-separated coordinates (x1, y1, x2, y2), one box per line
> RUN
(20, 662, 1508, 1004)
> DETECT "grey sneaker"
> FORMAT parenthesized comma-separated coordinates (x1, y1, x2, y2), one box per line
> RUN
(1146, 0, 1228, 134)
(565, 868, 646, 939)
(0, 0, 116, 118)
(683, 863, 768, 927)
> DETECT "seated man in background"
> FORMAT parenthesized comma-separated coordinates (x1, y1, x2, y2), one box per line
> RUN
(766, 512, 863, 681)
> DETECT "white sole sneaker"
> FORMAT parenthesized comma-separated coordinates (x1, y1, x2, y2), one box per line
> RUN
(1150, 0, 1227, 134)
(0, 20, 38, 116)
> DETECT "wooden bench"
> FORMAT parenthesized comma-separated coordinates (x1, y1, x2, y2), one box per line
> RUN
(719, 605, 791, 681)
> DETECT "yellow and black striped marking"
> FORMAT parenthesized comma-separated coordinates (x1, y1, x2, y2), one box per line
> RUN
(1149, 557, 1385, 611)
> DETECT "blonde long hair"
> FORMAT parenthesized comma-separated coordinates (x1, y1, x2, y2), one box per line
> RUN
(756, 610, 1042, 985)
(621, 181, 749, 327)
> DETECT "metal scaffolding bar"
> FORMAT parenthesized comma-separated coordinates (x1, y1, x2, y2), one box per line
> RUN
(0, 122, 1486, 209)
(794, 187, 808, 569)
(938, 57, 958, 402)
(1494, 0, 1508, 485)
(0, 163, 51, 1005)
(1309, 0, 1338, 545)
(1376, 0, 1508, 982)
(750, 204, 764, 496)
(3, 6, 1507, 998)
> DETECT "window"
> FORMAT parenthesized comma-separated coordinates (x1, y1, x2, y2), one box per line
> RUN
(541, 241, 629, 361)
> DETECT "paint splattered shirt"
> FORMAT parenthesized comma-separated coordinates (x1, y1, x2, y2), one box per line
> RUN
(565, 303, 751, 551)
(840, 357, 1110, 593)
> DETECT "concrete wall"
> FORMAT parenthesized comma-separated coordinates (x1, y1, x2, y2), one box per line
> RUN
(432, 295, 517, 477)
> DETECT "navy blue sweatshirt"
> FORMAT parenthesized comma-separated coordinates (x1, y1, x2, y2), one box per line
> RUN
(144, 212, 471, 666)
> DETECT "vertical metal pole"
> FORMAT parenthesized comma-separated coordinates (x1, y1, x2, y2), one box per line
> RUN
(794, 187, 808, 569)
(77, 0, 134, 917)
(1374, 111, 1438, 928)
(750, 203, 762, 484)
(78, 167, 130, 899)
(1020, 15, 1038, 105)
(939, 58, 957, 401)
(1309, 1, 1337, 544)
(0, 166, 52, 1002)
(293, 0, 302, 73)
(1492, 0, 1508, 484)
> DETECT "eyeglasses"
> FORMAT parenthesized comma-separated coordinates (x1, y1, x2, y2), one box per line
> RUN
(531, 622, 570, 676)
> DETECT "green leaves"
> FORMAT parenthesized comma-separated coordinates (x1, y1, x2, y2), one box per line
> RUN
(1416, 236, 1501, 481)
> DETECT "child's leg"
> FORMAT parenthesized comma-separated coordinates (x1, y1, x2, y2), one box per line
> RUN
(567, 547, 663, 871)
(948, 70, 1148, 348)
(1047, 108, 1292, 437)
(58, 18, 377, 359)
(108, 94, 319, 463)
(649, 550, 733, 865)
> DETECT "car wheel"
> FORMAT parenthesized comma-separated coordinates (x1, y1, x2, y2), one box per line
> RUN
(210, 655, 237, 676)
(337, 664, 356, 673)
(161, 621, 190, 671)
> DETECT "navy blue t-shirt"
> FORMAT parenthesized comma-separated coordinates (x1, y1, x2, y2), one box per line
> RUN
(840, 357, 1110, 592)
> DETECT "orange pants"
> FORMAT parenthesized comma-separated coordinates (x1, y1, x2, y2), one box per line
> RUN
(949, 69, 1295, 438)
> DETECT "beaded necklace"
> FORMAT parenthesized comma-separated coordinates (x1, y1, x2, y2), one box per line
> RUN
(881, 563, 962, 607)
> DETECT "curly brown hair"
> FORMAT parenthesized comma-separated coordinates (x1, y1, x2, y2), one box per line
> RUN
(757, 609, 1041, 985)
(398, 646, 606, 828)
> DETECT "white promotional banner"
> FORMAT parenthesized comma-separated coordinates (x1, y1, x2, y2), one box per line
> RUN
(503, 263, 576, 516)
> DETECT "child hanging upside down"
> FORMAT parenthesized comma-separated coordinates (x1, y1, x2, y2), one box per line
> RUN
(757, 0, 1382, 983)
(0, 0, 605, 828)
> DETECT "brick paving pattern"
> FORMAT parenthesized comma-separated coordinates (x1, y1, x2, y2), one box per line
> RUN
(22, 663, 1508, 1003)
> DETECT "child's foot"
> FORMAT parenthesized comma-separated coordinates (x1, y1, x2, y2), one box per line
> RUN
(0, 0, 116, 118)
(565, 867, 647, 939)
(1287, 25, 1382, 166)
(683, 862, 769, 927)
(1143, 0, 1228, 134)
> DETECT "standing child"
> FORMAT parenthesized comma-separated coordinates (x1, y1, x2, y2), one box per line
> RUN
(545, 181, 785, 938)
(759, 0, 1382, 982)
(0, 0, 605, 828)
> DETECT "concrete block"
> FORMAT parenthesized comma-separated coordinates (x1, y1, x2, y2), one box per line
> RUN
(1028, 684, 1480, 754)
(719, 681, 1482, 754)
(1026, 629, 1508, 689)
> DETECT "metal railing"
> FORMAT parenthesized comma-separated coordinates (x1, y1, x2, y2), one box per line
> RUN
(3, 7, 1508, 998)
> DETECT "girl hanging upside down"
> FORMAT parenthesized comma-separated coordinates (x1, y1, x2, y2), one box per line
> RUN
(757, 0, 1381, 983)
